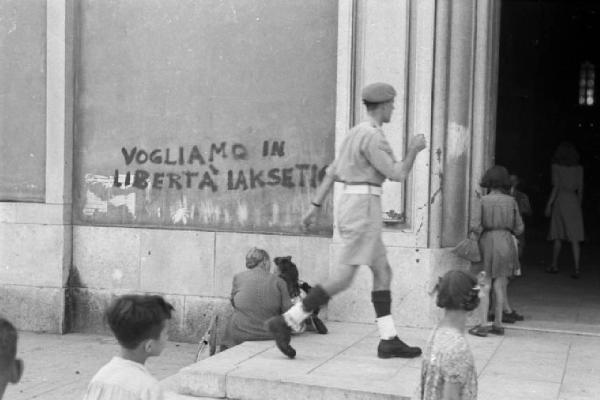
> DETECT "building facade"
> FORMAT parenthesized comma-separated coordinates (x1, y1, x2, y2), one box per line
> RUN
(0, 0, 500, 341)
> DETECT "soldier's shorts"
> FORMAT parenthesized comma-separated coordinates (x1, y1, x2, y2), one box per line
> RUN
(336, 194, 387, 267)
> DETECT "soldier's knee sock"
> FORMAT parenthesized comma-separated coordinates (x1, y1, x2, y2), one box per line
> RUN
(284, 285, 330, 330)
(372, 291, 397, 340)
(372, 290, 391, 317)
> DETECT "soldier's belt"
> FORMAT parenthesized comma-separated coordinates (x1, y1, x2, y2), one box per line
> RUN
(343, 184, 382, 196)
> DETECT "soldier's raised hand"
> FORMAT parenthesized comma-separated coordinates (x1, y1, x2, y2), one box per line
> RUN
(409, 134, 427, 152)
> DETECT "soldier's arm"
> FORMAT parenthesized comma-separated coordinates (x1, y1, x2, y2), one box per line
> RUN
(230, 275, 239, 307)
(301, 162, 336, 228)
(364, 133, 425, 182)
(311, 174, 335, 206)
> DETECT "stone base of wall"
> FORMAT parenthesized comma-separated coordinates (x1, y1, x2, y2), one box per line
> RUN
(0, 285, 66, 333)
(0, 221, 474, 339)
(65, 287, 231, 343)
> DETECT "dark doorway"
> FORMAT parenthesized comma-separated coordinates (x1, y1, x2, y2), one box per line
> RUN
(495, 0, 600, 333)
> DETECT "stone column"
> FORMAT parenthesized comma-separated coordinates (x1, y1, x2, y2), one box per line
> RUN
(429, 0, 452, 248)
(432, 0, 501, 247)
(440, 0, 478, 247)
(470, 0, 502, 228)
(0, 0, 75, 333)
(46, 0, 75, 332)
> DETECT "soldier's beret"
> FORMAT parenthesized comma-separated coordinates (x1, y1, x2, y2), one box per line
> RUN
(361, 82, 396, 103)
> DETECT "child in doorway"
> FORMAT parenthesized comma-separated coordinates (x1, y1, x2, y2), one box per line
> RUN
(274, 256, 328, 335)
(469, 166, 524, 337)
(415, 270, 479, 400)
(509, 174, 532, 259)
(83, 295, 174, 400)
(0, 318, 24, 400)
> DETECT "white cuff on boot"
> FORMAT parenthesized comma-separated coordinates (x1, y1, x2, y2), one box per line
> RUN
(284, 302, 311, 332)
(376, 315, 398, 340)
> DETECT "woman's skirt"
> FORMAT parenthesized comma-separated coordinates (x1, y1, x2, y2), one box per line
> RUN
(479, 229, 520, 278)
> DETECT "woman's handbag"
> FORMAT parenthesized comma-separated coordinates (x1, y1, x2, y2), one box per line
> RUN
(452, 234, 481, 263)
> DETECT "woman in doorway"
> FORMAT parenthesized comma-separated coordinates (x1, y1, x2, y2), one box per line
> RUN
(545, 142, 584, 278)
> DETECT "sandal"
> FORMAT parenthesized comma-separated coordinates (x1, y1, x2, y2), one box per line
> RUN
(468, 325, 489, 337)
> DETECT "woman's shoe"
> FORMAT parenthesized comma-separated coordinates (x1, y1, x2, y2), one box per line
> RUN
(468, 325, 489, 337)
(501, 313, 517, 324)
(571, 270, 580, 279)
(490, 313, 516, 323)
(545, 266, 558, 274)
(505, 310, 524, 321)
(488, 325, 505, 335)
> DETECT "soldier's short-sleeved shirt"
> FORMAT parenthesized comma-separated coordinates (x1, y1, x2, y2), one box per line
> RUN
(326, 119, 403, 267)
(326, 120, 401, 185)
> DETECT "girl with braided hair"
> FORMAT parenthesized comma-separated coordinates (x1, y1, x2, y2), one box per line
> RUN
(416, 270, 480, 400)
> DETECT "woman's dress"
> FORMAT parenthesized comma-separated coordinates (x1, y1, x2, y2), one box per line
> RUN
(479, 193, 524, 278)
(548, 164, 584, 242)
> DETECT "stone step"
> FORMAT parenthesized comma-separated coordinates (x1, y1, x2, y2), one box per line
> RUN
(162, 322, 428, 400)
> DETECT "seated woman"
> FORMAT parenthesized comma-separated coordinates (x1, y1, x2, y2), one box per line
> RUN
(221, 248, 292, 349)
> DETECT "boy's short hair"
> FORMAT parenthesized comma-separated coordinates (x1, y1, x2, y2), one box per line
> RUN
(106, 295, 174, 350)
(436, 270, 480, 311)
(0, 318, 18, 371)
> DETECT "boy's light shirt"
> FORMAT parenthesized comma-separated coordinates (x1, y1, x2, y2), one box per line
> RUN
(83, 356, 163, 400)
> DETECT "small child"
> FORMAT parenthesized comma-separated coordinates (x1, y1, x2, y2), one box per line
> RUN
(0, 318, 24, 400)
(274, 256, 328, 335)
(83, 295, 174, 400)
(415, 270, 479, 400)
(509, 174, 532, 259)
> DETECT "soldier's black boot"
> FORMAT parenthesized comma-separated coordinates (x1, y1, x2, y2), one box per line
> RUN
(309, 315, 328, 335)
(377, 336, 422, 359)
(265, 316, 296, 359)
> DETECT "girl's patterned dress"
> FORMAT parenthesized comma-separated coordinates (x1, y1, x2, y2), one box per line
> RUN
(415, 327, 477, 400)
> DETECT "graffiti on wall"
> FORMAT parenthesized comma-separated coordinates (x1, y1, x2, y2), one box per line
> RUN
(82, 140, 329, 230)
(113, 141, 327, 192)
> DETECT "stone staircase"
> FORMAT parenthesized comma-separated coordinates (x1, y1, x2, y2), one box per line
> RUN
(161, 322, 426, 400)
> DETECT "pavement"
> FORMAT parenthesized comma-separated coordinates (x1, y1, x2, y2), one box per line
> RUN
(8, 322, 600, 400)
(4, 332, 198, 400)
(509, 241, 600, 335)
